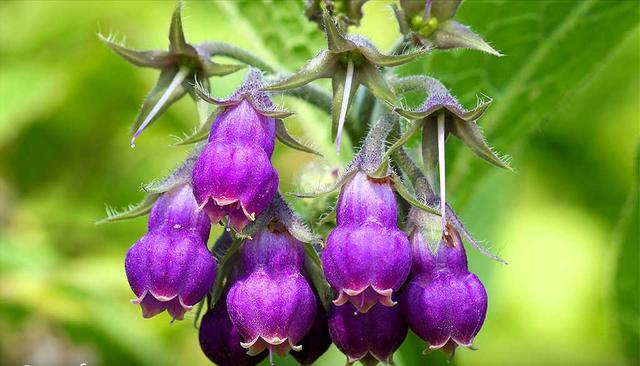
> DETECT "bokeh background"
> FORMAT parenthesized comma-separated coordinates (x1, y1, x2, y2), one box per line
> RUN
(1, 1, 638, 366)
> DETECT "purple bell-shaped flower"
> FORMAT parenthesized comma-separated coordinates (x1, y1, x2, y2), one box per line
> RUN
(125, 184, 216, 320)
(192, 73, 280, 232)
(226, 226, 317, 359)
(328, 301, 407, 366)
(199, 292, 267, 366)
(291, 301, 332, 365)
(323, 171, 411, 313)
(401, 225, 488, 355)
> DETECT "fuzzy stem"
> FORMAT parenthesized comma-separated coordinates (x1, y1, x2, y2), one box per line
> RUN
(391, 75, 431, 94)
(197, 41, 275, 73)
(437, 111, 447, 233)
(131, 65, 190, 147)
(336, 59, 355, 154)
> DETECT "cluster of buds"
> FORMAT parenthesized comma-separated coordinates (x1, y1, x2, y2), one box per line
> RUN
(102, 1, 512, 365)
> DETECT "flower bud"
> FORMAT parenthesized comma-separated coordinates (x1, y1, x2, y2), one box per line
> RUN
(199, 293, 267, 366)
(226, 228, 317, 357)
(125, 185, 216, 320)
(401, 227, 488, 354)
(291, 302, 332, 365)
(328, 302, 407, 366)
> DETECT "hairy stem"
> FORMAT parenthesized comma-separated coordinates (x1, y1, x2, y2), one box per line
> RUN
(197, 41, 275, 73)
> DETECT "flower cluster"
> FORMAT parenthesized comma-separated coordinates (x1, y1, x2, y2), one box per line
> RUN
(103, 1, 511, 365)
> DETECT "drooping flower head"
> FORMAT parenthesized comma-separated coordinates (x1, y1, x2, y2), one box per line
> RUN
(323, 171, 411, 313)
(402, 224, 488, 356)
(328, 301, 408, 366)
(291, 300, 332, 365)
(191, 70, 288, 231)
(226, 225, 317, 359)
(125, 184, 216, 320)
(199, 292, 267, 366)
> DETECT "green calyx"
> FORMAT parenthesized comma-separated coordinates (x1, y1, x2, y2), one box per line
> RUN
(339, 51, 365, 67)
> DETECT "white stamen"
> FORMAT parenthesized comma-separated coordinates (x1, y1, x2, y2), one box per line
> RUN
(335, 59, 354, 155)
(131, 65, 190, 147)
(437, 112, 446, 234)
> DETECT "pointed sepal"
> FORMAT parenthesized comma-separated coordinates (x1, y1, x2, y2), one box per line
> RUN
(276, 119, 323, 156)
(391, 173, 440, 216)
(359, 43, 427, 67)
(173, 108, 222, 145)
(264, 50, 337, 92)
(395, 77, 511, 170)
(143, 143, 205, 194)
(197, 69, 293, 119)
(290, 164, 359, 199)
(322, 9, 358, 52)
(97, 193, 161, 224)
(98, 33, 173, 69)
(450, 117, 512, 170)
(130, 68, 189, 146)
(168, 1, 192, 55)
(429, 20, 502, 56)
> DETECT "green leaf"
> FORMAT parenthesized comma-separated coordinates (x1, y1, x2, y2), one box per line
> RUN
(398, 0, 640, 203)
(613, 143, 640, 363)
(275, 119, 323, 156)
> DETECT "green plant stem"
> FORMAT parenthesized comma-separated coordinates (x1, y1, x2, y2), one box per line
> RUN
(391, 75, 431, 94)
(198, 41, 275, 73)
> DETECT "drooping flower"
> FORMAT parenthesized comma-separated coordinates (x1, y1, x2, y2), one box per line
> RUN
(226, 226, 317, 358)
(322, 171, 411, 313)
(401, 225, 488, 356)
(199, 292, 267, 366)
(291, 301, 332, 365)
(192, 71, 284, 231)
(328, 301, 407, 366)
(125, 184, 216, 320)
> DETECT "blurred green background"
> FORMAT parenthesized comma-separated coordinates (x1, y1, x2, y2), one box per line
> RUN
(1, 1, 638, 366)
